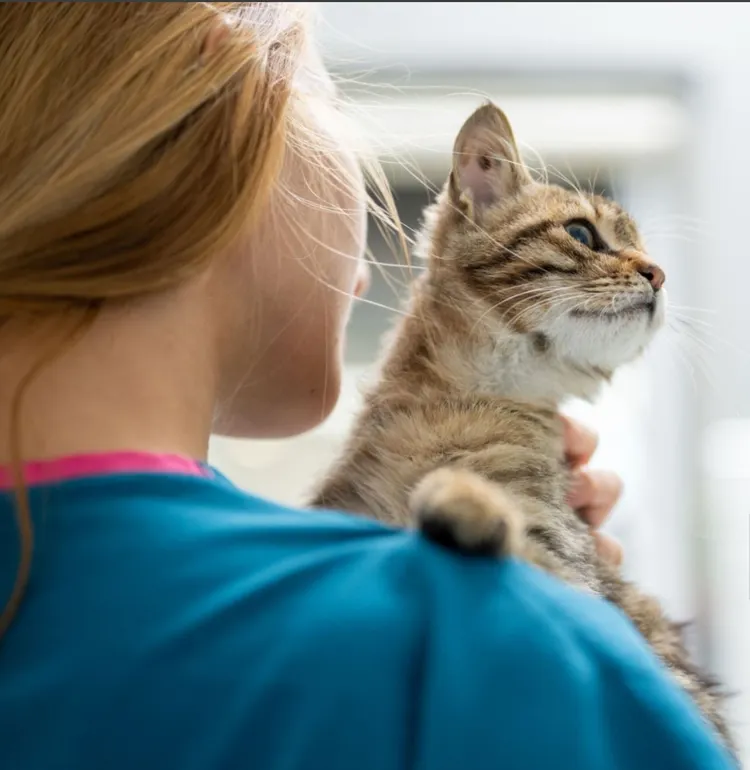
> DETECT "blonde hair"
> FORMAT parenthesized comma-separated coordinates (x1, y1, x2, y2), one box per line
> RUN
(0, 2, 399, 638)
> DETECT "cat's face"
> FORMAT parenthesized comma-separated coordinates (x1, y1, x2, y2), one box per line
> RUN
(433, 103, 665, 373)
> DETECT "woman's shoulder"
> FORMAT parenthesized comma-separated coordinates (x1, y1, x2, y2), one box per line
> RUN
(6, 468, 687, 664)
(1, 471, 734, 769)
(13, 468, 684, 681)
(0, 469, 702, 674)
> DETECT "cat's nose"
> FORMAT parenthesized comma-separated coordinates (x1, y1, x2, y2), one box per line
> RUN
(637, 262, 665, 292)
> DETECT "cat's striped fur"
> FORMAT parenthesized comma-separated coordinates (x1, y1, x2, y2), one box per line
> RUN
(312, 103, 734, 757)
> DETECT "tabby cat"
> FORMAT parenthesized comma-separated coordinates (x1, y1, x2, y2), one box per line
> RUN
(312, 103, 733, 755)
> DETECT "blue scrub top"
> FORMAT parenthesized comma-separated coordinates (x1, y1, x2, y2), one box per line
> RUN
(0, 470, 735, 769)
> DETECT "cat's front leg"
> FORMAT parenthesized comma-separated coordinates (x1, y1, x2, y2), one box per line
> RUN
(409, 467, 578, 584)
(409, 467, 525, 558)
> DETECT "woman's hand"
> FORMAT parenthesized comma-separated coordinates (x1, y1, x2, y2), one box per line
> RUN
(561, 416, 624, 566)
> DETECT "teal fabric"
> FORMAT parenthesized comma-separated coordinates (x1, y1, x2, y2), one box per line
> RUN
(0, 472, 734, 769)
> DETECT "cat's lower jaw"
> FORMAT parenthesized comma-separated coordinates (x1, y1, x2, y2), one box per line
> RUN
(375, 291, 613, 412)
(418, 336, 600, 408)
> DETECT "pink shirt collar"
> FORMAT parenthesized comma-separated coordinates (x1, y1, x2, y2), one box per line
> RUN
(0, 451, 209, 489)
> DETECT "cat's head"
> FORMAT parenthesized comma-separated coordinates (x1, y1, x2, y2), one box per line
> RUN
(424, 102, 666, 375)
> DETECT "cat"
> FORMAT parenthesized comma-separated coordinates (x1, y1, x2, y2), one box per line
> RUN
(311, 102, 734, 756)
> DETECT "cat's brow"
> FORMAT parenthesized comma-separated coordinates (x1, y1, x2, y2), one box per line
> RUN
(503, 220, 557, 254)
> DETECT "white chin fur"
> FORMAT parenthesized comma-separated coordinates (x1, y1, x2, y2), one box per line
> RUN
(542, 289, 666, 370)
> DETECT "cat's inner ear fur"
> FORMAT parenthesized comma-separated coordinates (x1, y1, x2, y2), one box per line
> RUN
(450, 102, 533, 220)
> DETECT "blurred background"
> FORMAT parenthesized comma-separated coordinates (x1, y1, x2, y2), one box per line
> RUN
(210, 2, 750, 757)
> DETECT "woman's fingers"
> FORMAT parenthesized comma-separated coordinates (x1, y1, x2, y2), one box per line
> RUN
(592, 532, 624, 567)
(568, 469, 625, 567)
(561, 415, 598, 469)
(561, 416, 625, 567)
(567, 469, 624, 528)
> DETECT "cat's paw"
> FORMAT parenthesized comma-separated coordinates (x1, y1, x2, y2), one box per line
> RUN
(410, 467, 523, 558)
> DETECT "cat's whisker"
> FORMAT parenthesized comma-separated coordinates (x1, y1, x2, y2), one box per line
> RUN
(641, 225, 705, 235)
(668, 330, 702, 398)
(669, 315, 749, 357)
(669, 314, 716, 333)
(669, 320, 717, 355)
(544, 164, 583, 197)
(668, 304, 717, 314)
(503, 292, 585, 329)
(670, 330, 720, 394)
(469, 286, 581, 335)
(641, 233, 697, 245)
(642, 226, 708, 238)
(489, 283, 653, 332)
(589, 165, 604, 197)
(509, 296, 591, 330)
(517, 141, 549, 186)
(666, 324, 727, 396)
(639, 213, 707, 228)
(476, 287, 582, 329)
(508, 295, 584, 327)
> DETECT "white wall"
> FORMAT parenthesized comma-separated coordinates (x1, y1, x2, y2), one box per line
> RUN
(320, 3, 737, 70)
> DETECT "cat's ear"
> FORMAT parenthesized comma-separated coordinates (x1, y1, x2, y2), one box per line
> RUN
(450, 102, 533, 219)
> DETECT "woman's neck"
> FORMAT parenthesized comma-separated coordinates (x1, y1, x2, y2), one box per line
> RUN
(0, 289, 219, 465)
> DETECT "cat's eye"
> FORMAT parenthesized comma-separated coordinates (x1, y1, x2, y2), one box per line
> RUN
(564, 221, 596, 249)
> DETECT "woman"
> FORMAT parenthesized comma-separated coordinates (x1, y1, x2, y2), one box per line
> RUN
(0, 4, 734, 769)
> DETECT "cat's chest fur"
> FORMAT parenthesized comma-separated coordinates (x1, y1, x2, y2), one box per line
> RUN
(313, 310, 603, 592)
(437, 333, 604, 406)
